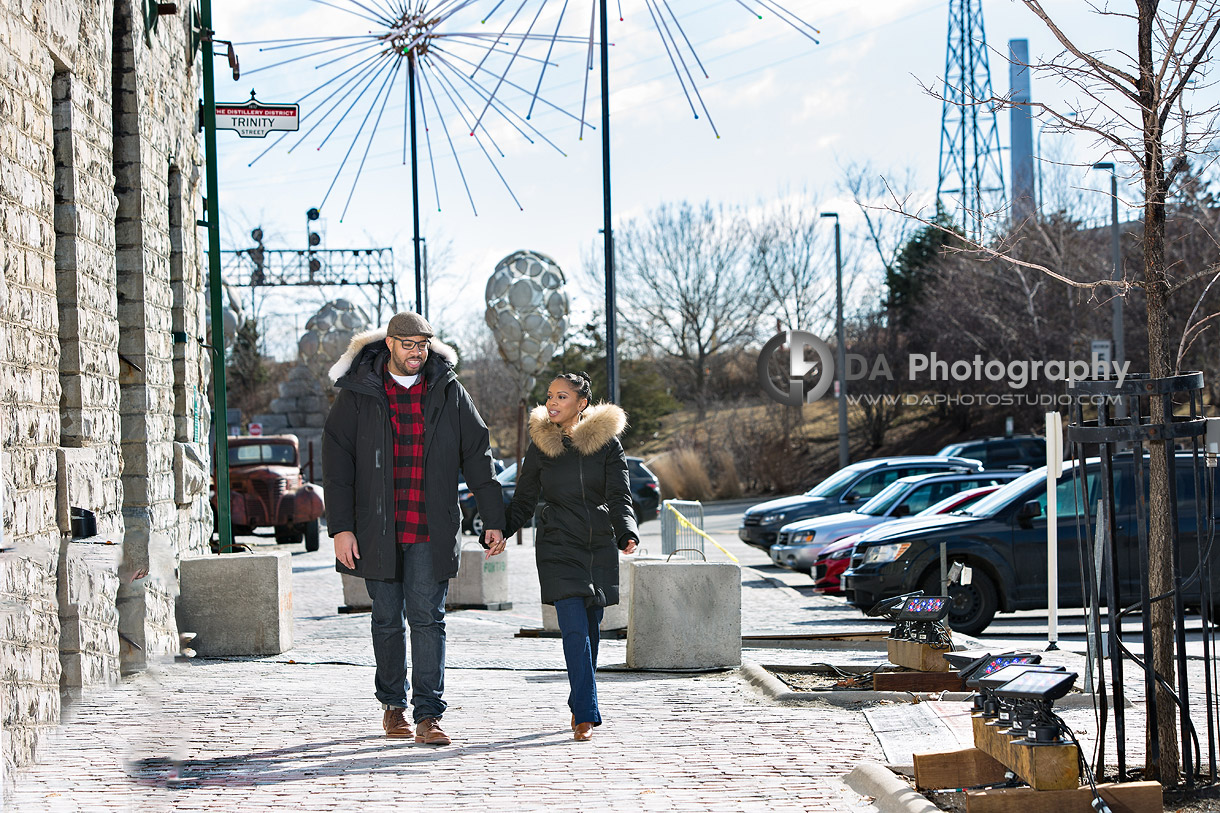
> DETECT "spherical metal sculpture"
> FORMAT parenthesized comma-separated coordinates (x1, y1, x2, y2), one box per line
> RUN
(485, 250, 568, 391)
(298, 298, 372, 381)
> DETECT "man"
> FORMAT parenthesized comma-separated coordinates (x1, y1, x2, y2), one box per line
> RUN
(323, 311, 506, 745)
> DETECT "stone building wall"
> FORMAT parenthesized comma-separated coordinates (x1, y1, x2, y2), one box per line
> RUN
(0, 0, 212, 774)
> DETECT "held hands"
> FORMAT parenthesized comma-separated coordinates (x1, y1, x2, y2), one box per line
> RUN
(334, 531, 360, 569)
(483, 529, 507, 559)
(622, 537, 639, 555)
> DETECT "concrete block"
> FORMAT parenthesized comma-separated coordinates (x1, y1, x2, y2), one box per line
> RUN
(177, 553, 293, 656)
(626, 561, 741, 671)
(447, 543, 509, 610)
(339, 572, 370, 612)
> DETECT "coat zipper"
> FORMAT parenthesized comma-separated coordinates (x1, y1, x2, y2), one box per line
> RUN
(577, 451, 597, 594)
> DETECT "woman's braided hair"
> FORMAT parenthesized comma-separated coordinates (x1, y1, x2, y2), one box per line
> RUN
(554, 371, 593, 405)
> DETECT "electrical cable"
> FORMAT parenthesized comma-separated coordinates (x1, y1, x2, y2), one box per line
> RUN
(1053, 712, 1111, 812)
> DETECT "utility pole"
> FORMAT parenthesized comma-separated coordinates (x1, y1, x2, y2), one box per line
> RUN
(599, 0, 618, 404)
(821, 212, 849, 470)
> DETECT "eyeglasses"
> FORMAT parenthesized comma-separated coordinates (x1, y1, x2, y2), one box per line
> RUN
(391, 338, 429, 352)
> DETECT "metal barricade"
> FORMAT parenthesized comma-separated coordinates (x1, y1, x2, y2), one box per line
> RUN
(661, 499, 705, 560)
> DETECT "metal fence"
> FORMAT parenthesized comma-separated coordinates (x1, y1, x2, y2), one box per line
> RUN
(1066, 372, 1216, 787)
(661, 500, 705, 560)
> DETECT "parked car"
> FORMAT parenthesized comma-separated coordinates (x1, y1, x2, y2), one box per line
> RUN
(221, 435, 325, 551)
(811, 485, 1003, 594)
(935, 435, 1047, 470)
(841, 453, 1220, 635)
(769, 470, 1022, 572)
(460, 456, 661, 535)
(737, 456, 984, 550)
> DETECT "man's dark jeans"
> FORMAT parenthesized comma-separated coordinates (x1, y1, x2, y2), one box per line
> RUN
(365, 541, 448, 722)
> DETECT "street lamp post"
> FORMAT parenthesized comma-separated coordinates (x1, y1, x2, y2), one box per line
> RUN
(1092, 162, 1124, 417)
(820, 212, 849, 470)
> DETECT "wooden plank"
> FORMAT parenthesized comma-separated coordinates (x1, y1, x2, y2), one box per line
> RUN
(965, 781, 1162, 813)
(913, 747, 1009, 790)
(971, 715, 1079, 791)
(874, 671, 965, 692)
(887, 638, 953, 672)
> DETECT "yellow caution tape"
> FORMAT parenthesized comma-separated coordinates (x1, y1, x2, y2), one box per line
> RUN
(665, 503, 739, 564)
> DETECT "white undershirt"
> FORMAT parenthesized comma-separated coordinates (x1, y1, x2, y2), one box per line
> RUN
(389, 372, 421, 389)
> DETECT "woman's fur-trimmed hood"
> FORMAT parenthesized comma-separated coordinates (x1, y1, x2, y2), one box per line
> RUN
(529, 403, 628, 458)
(328, 326, 458, 383)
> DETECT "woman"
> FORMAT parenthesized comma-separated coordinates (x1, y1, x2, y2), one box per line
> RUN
(503, 372, 639, 742)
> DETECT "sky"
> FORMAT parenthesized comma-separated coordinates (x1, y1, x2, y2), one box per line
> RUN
(208, 1, 1147, 359)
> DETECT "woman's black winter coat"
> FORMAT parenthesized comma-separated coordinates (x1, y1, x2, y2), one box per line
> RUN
(505, 404, 639, 606)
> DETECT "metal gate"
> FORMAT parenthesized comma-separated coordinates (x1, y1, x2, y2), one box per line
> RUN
(661, 500, 705, 560)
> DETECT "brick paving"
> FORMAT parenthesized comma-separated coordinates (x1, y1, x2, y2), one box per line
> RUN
(7, 518, 887, 812)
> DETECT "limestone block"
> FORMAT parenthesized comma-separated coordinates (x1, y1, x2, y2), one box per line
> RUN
(340, 573, 370, 611)
(173, 441, 207, 505)
(626, 561, 741, 671)
(178, 553, 293, 656)
(448, 543, 509, 609)
(55, 446, 103, 533)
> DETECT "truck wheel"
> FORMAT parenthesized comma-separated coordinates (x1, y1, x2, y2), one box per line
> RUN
(924, 570, 997, 636)
(275, 524, 304, 545)
(303, 519, 320, 552)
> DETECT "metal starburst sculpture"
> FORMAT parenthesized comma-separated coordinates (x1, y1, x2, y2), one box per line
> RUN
(240, 0, 820, 346)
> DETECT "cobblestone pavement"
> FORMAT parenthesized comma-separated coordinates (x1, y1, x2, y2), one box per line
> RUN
(7, 513, 887, 812)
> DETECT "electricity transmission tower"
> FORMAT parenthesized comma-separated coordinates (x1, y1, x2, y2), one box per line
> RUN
(937, 0, 1007, 240)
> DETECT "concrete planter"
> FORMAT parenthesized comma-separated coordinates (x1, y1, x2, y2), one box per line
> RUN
(626, 560, 741, 670)
(339, 572, 371, 613)
(447, 542, 510, 610)
(177, 552, 293, 656)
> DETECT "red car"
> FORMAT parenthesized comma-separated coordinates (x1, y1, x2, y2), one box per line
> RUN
(811, 485, 1000, 594)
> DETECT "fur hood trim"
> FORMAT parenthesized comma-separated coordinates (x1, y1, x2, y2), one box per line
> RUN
(529, 403, 628, 458)
(328, 326, 458, 383)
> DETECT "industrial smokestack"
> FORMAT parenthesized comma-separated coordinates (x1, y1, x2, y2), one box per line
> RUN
(1009, 39, 1035, 224)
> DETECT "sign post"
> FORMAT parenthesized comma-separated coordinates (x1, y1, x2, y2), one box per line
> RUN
(1046, 411, 1064, 650)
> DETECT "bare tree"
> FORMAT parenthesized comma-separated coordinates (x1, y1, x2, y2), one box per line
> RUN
(749, 196, 843, 333)
(615, 202, 767, 417)
(896, 2, 1220, 784)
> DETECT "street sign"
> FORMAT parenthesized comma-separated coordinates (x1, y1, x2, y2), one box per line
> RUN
(249, 422, 263, 436)
(215, 94, 299, 138)
(1091, 339, 1112, 368)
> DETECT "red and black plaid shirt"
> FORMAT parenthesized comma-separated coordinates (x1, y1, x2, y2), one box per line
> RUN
(384, 370, 428, 544)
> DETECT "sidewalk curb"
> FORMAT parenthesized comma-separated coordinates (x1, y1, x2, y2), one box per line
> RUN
(742, 659, 974, 706)
(844, 762, 939, 813)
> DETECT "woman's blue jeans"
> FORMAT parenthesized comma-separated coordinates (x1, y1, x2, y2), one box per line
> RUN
(364, 541, 448, 723)
(553, 597, 604, 726)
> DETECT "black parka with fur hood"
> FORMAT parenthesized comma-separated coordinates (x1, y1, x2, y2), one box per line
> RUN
(322, 328, 505, 582)
(505, 404, 639, 605)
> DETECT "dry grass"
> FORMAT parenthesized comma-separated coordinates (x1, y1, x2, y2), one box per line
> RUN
(649, 448, 715, 501)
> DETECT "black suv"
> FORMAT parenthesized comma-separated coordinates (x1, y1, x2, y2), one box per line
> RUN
(737, 456, 984, 550)
(841, 453, 1219, 634)
(936, 435, 1046, 470)
(460, 456, 661, 535)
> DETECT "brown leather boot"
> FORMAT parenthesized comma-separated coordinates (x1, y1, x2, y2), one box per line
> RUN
(383, 708, 413, 739)
(574, 722, 594, 742)
(415, 717, 452, 746)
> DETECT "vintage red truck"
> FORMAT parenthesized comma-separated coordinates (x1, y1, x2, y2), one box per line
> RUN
(222, 434, 325, 551)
